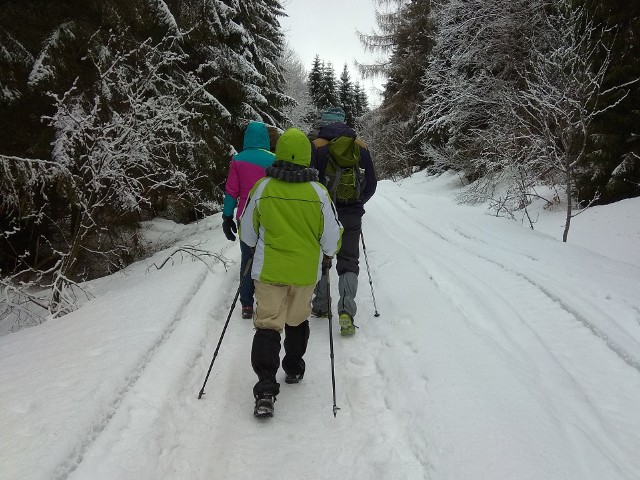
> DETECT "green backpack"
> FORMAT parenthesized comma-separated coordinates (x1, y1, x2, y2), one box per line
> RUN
(323, 136, 365, 204)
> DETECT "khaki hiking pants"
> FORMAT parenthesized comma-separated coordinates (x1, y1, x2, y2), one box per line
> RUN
(253, 282, 315, 332)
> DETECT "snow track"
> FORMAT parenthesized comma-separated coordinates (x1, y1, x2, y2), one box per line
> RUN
(56, 266, 212, 479)
(3, 174, 640, 480)
(362, 189, 640, 479)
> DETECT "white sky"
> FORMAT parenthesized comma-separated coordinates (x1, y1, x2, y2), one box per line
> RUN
(279, 0, 387, 106)
(2, 172, 640, 479)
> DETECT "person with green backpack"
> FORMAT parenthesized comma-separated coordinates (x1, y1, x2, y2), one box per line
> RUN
(310, 106, 377, 336)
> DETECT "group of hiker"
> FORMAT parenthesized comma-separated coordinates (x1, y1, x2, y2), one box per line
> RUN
(220, 106, 377, 417)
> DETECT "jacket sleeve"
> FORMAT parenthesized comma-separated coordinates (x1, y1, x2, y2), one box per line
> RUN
(222, 159, 240, 218)
(239, 178, 267, 248)
(359, 147, 377, 205)
(314, 183, 343, 256)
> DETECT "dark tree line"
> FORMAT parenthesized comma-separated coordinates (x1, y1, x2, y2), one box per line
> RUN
(307, 55, 369, 127)
(360, 0, 640, 209)
(0, 0, 291, 319)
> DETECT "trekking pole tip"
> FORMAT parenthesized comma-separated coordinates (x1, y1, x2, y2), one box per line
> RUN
(374, 312, 380, 317)
(333, 405, 340, 417)
(198, 391, 205, 399)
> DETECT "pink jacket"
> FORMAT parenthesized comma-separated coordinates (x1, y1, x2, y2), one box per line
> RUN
(222, 122, 276, 219)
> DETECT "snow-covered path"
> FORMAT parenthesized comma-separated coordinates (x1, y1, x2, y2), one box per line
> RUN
(2, 173, 640, 480)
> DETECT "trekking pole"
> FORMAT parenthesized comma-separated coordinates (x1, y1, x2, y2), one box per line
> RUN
(360, 231, 380, 317)
(198, 256, 253, 399)
(325, 265, 340, 417)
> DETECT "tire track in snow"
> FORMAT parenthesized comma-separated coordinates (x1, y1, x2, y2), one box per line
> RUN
(393, 193, 640, 374)
(476, 253, 640, 373)
(53, 266, 211, 480)
(429, 219, 640, 374)
(375, 192, 640, 468)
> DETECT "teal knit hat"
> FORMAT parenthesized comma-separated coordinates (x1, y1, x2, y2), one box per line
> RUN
(275, 128, 312, 167)
(319, 106, 346, 126)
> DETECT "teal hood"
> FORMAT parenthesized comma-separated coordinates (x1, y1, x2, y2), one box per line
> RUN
(243, 121, 271, 150)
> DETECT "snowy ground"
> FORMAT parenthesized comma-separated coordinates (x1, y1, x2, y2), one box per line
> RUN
(2, 172, 640, 480)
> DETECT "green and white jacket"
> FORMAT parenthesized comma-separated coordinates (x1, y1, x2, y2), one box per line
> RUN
(239, 161, 343, 286)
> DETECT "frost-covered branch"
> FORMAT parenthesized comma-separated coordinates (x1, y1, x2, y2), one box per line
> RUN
(2, 31, 219, 318)
(148, 245, 230, 273)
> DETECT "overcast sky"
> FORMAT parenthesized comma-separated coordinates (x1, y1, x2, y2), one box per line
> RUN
(279, 0, 386, 105)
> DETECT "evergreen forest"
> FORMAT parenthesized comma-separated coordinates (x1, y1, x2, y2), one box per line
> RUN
(1, 0, 638, 321)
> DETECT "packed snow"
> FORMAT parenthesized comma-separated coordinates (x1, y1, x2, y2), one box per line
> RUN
(1, 172, 639, 480)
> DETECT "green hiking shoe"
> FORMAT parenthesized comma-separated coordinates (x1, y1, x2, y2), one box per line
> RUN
(339, 313, 356, 336)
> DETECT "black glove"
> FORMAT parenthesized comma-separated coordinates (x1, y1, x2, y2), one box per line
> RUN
(322, 255, 333, 270)
(222, 215, 237, 241)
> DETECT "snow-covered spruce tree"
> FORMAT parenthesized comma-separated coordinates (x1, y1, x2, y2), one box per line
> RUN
(320, 61, 340, 108)
(234, 0, 292, 126)
(357, 0, 403, 80)
(307, 57, 340, 111)
(28, 33, 218, 316)
(358, 0, 435, 178)
(178, 0, 291, 155)
(509, 2, 638, 242)
(0, 28, 33, 107)
(381, 0, 435, 122)
(416, 0, 536, 180)
(307, 55, 324, 111)
(338, 64, 357, 127)
(353, 82, 369, 118)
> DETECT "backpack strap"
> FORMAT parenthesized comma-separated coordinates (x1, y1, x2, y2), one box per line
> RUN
(314, 137, 365, 149)
(325, 154, 341, 203)
(313, 138, 330, 149)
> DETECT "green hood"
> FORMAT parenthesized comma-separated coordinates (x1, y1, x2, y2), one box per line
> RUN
(275, 128, 311, 167)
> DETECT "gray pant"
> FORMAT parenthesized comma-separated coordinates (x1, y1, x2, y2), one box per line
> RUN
(313, 211, 361, 318)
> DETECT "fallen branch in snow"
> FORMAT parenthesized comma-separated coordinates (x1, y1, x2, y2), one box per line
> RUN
(148, 245, 230, 273)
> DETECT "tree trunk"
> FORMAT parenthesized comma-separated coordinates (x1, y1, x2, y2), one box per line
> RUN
(562, 165, 573, 243)
(50, 213, 87, 316)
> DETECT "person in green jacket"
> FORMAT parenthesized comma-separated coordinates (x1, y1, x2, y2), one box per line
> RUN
(240, 127, 343, 418)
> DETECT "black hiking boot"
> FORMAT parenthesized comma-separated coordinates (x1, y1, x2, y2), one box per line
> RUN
(284, 372, 304, 384)
(253, 393, 275, 418)
(311, 309, 328, 318)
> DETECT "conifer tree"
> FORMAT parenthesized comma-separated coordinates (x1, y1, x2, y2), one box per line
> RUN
(357, 0, 403, 79)
(356, 83, 369, 115)
(353, 82, 364, 118)
(320, 61, 339, 108)
(357, 0, 428, 175)
(571, 0, 640, 202)
(235, 0, 291, 126)
(339, 64, 356, 126)
(0, 0, 294, 319)
(307, 54, 324, 109)
(382, 0, 435, 121)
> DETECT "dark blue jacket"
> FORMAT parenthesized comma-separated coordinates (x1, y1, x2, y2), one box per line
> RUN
(310, 122, 377, 215)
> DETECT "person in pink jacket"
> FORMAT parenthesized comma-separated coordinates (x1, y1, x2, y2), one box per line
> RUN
(222, 121, 276, 319)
